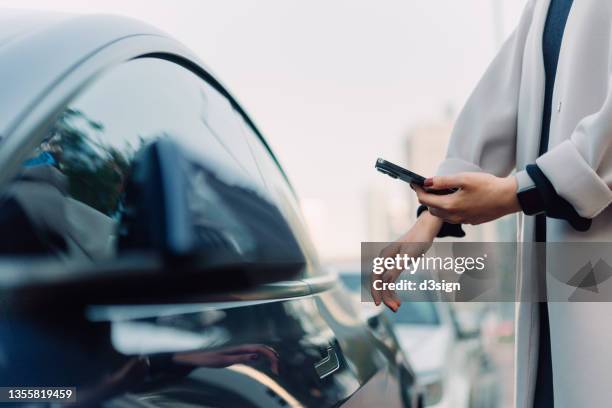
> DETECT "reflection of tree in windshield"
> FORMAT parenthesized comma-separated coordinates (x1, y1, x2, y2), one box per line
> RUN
(47, 108, 136, 217)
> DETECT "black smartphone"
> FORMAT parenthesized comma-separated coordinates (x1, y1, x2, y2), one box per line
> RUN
(375, 158, 457, 195)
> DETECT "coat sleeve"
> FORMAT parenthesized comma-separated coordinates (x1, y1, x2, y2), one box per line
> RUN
(437, 0, 537, 178)
(531, 96, 612, 219)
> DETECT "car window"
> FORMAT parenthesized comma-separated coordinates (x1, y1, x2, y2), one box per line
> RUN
(0, 58, 303, 269)
(200, 81, 262, 181)
(240, 121, 321, 272)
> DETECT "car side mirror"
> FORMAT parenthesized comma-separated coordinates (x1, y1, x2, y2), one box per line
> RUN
(0, 138, 305, 309)
(121, 137, 304, 263)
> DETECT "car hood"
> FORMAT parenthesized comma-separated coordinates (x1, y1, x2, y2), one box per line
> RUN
(394, 324, 453, 374)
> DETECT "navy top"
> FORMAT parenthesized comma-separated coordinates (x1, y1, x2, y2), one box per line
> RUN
(531, 0, 589, 240)
(534, 3, 573, 408)
(540, 0, 574, 157)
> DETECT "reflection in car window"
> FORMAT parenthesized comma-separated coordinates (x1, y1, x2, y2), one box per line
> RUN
(0, 58, 303, 268)
(33, 108, 133, 217)
(240, 121, 320, 271)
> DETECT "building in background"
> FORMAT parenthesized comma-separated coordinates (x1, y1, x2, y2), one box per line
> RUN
(404, 112, 516, 242)
(404, 115, 454, 223)
(365, 184, 412, 242)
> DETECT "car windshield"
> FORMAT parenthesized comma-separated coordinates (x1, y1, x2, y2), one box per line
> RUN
(384, 302, 440, 325)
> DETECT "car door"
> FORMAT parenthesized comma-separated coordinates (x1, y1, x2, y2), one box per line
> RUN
(0, 56, 407, 407)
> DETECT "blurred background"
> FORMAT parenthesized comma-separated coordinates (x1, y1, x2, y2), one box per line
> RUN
(0, 1, 527, 406)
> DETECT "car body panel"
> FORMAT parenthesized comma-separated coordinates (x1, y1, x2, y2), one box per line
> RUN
(2, 286, 413, 407)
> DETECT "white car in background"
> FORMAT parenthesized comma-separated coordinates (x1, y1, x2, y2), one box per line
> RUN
(339, 272, 500, 408)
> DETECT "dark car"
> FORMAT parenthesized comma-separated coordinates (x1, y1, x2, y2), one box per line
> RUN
(0, 10, 421, 407)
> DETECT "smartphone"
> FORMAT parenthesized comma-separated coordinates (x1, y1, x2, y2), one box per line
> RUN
(375, 158, 457, 195)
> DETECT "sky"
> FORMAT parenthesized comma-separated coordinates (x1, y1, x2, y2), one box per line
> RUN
(0, 0, 527, 260)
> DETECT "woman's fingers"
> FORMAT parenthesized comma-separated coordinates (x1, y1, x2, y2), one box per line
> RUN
(427, 174, 466, 190)
(379, 266, 404, 312)
(415, 186, 452, 209)
(371, 243, 401, 305)
(382, 287, 401, 312)
(372, 266, 403, 310)
(428, 207, 447, 219)
(415, 185, 466, 223)
(429, 207, 463, 224)
(370, 272, 383, 305)
(372, 268, 400, 309)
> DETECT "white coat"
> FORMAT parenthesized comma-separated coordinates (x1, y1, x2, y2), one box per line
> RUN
(439, 1, 612, 406)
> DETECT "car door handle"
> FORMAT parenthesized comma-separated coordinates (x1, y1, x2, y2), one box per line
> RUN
(314, 346, 340, 379)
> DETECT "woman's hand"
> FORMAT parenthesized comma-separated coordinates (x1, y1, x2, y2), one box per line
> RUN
(415, 173, 521, 225)
(371, 211, 442, 312)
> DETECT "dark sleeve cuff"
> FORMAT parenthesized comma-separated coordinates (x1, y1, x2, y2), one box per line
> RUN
(417, 205, 466, 238)
(525, 164, 591, 232)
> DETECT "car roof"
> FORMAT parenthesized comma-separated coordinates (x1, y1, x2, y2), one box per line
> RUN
(0, 9, 170, 137)
(0, 9, 73, 47)
(0, 9, 294, 193)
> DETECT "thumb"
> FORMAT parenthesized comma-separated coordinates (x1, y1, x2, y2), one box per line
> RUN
(425, 174, 464, 190)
